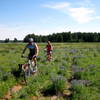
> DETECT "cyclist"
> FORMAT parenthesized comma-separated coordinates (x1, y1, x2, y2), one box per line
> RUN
(45, 41, 53, 61)
(22, 38, 39, 72)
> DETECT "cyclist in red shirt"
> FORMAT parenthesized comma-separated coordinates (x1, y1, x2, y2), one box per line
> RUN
(45, 41, 53, 61)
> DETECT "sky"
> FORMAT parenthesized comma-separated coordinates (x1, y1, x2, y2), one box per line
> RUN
(0, 0, 100, 40)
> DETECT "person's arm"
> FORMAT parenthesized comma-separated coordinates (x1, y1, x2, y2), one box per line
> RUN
(35, 43, 39, 56)
(22, 45, 27, 56)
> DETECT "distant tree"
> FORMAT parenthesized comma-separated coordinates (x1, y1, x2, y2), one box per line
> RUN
(98, 33, 100, 42)
(13, 38, 18, 42)
(63, 32, 71, 42)
(4, 38, 9, 43)
(56, 34, 63, 42)
(51, 33, 57, 42)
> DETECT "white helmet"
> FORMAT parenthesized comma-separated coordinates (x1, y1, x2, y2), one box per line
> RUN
(29, 38, 33, 42)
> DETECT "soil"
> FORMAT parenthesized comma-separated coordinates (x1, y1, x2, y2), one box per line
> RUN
(3, 84, 22, 100)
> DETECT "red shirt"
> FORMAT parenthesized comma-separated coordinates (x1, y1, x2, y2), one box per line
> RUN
(46, 44, 52, 51)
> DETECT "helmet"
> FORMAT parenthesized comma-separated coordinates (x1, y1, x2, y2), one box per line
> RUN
(29, 38, 33, 42)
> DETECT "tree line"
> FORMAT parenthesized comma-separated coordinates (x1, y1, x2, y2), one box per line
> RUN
(0, 32, 100, 43)
(0, 38, 22, 43)
(23, 32, 100, 42)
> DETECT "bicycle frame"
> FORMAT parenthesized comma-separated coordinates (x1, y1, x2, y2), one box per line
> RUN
(44, 50, 53, 61)
(21, 56, 35, 77)
(19, 56, 36, 85)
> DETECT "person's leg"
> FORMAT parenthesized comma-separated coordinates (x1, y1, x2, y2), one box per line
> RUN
(48, 51, 52, 61)
(49, 55, 52, 61)
(48, 55, 50, 61)
(47, 54, 49, 61)
(50, 53, 52, 60)
(33, 57, 37, 66)
(47, 54, 50, 61)
(47, 51, 50, 61)
(32, 57, 37, 72)
(28, 54, 37, 73)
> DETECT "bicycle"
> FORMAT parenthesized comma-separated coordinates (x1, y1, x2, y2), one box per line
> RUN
(19, 55, 37, 84)
(44, 49, 53, 61)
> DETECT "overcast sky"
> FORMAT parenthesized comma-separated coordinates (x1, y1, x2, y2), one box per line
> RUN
(0, 0, 100, 40)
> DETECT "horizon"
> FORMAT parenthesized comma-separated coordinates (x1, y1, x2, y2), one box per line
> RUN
(0, 31, 100, 41)
(0, 0, 100, 40)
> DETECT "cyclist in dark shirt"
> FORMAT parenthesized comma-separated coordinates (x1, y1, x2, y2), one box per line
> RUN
(22, 38, 39, 72)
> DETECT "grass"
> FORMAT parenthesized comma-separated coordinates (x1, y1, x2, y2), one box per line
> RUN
(0, 43, 100, 100)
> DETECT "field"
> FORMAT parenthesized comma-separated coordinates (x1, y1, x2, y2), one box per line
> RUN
(0, 43, 100, 100)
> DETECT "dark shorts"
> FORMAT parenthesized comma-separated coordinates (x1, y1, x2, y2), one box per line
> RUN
(47, 51, 52, 55)
(28, 53, 35, 60)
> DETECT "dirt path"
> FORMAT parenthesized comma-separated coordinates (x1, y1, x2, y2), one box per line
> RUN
(30, 96, 58, 100)
(2, 84, 23, 100)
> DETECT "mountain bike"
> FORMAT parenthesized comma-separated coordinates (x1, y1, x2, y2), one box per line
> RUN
(19, 55, 37, 84)
(44, 49, 53, 61)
